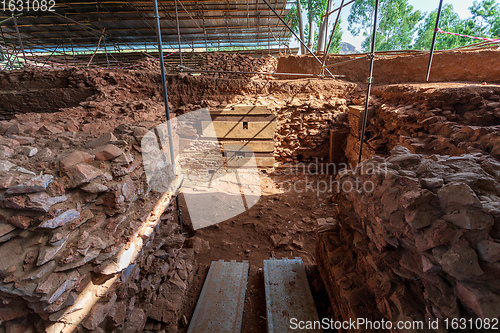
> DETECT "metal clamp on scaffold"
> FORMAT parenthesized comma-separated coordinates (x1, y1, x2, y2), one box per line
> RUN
(367, 77, 374, 84)
(366, 53, 375, 60)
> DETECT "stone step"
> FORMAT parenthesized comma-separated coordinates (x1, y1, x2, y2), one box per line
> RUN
(187, 260, 249, 333)
(264, 257, 322, 333)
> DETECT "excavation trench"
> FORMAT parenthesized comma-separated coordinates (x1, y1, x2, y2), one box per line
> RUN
(0, 50, 499, 332)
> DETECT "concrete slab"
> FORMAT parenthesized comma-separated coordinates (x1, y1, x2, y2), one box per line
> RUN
(264, 257, 322, 333)
(187, 260, 249, 333)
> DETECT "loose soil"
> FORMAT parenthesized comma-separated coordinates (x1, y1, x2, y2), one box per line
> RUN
(178, 169, 336, 332)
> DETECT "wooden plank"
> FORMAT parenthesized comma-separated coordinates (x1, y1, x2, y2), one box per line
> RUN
(210, 105, 271, 115)
(187, 260, 249, 333)
(201, 121, 276, 140)
(256, 157, 275, 167)
(211, 115, 275, 122)
(222, 141, 275, 153)
(264, 258, 322, 333)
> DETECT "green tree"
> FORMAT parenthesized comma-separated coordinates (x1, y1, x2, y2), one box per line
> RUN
(347, 0, 423, 51)
(328, 18, 343, 53)
(413, 4, 478, 50)
(287, 0, 343, 53)
(469, 0, 500, 37)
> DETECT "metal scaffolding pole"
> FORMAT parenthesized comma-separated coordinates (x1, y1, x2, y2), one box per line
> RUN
(202, 8, 208, 52)
(321, 0, 344, 73)
(0, 26, 7, 62)
(66, 18, 77, 67)
(103, 37, 110, 68)
(174, 0, 183, 67)
(322, 0, 331, 54)
(426, 0, 444, 81)
(321, 0, 355, 19)
(153, 0, 182, 233)
(3, 48, 20, 70)
(13, 16, 26, 64)
(262, 0, 336, 78)
(358, 0, 379, 164)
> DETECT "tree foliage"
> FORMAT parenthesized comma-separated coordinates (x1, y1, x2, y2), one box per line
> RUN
(348, 0, 422, 51)
(469, 0, 500, 37)
(347, 0, 499, 52)
(287, 0, 499, 53)
(413, 4, 477, 50)
(287, 0, 343, 53)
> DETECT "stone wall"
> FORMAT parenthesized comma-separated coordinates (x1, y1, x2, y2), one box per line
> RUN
(0, 116, 192, 332)
(277, 50, 500, 84)
(274, 97, 350, 163)
(317, 146, 500, 332)
(344, 84, 500, 165)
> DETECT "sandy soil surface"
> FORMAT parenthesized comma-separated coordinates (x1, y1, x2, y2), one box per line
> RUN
(178, 169, 336, 332)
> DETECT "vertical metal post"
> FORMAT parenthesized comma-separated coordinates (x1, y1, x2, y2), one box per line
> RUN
(13, 16, 26, 64)
(322, 0, 331, 54)
(426, 0, 444, 81)
(202, 7, 208, 52)
(66, 18, 77, 67)
(103, 37, 110, 68)
(0, 27, 9, 63)
(358, 0, 379, 164)
(262, 0, 336, 78)
(174, 0, 183, 67)
(321, 0, 344, 72)
(153, 0, 182, 233)
(268, 7, 271, 54)
(296, 0, 305, 54)
(3, 48, 15, 70)
(47, 44, 59, 62)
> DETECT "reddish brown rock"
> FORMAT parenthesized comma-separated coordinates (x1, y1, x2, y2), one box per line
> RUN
(121, 179, 136, 201)
(38, 209, 80, 229)
(9, 135, 35, 145)
(59, 151, 95, 172)
(37, 125, 63, 135)
(93, 144, 123, 161)
(0, 222, 16, 237)
(457, 281, 500, 319)
(82, 294, 117, 330)
(21, 146, 38, 157)
(0, 136, 20, 149)
(65, 163, 103, 188)
(84, 132, 117, 149)
(0, 175, 14, 189)
(3, 193, 67, 212)
(437, 241, 484, 280)
(476, 240, 500, 263)
(438, 183, 481, 208)
(36, 238, 68, 266)
(123, 307, 146, 333)
(7, 216, 32, 229)
(80, 182, 109, 194)
(0, 145, 14, 159)
(109, 301, 127, 327)
(6, 174, 54, 194)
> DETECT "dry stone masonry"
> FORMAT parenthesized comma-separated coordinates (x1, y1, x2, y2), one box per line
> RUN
(317, 146, 500, 331)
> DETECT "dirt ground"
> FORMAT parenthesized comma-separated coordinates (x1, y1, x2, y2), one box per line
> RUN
(177, 168, 336, 332)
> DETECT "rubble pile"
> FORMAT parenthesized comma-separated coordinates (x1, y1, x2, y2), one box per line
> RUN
(317, 146, 500, 331)
(0, 114, 192, 331)
(200, 53, 278, 78)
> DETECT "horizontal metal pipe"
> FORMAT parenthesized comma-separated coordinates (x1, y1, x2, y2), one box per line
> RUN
(179, 65, 345, 78)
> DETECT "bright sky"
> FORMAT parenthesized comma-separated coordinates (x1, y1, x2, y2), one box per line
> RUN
(338, 0, 489, 50)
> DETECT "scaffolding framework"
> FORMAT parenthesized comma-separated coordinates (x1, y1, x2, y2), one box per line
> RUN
(0, 0, 292, 68)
